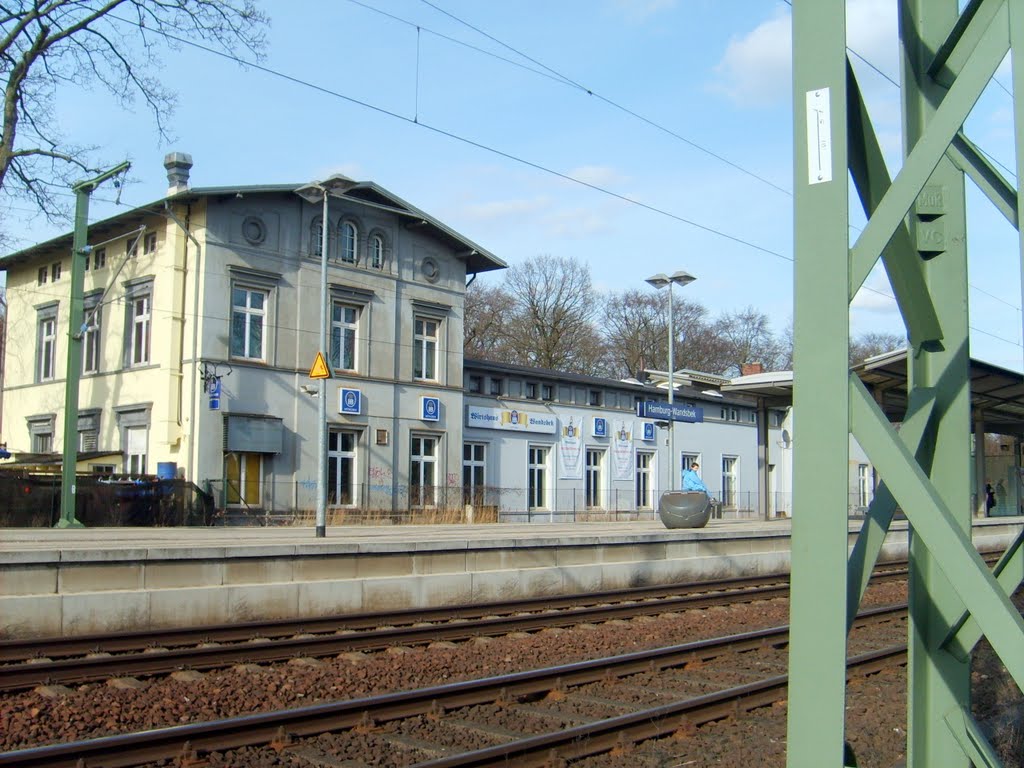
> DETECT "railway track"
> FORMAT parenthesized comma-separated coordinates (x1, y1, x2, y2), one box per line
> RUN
(0, 566, 917, 692)
(0, 605, 907, 768)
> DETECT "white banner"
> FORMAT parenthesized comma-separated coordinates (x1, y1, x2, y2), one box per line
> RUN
(465, 405, 557, 434)
(559, 417, 583, 479)
(612, 420, 633, 481)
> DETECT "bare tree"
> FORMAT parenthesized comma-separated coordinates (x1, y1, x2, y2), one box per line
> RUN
(603, 288, 709, 380)
(0, 1, 268, 242)
(849, 331, 906, 366)
(708, 306, 785, 376)
(502, 255, 603, 374)
(463, 281, 514, 361)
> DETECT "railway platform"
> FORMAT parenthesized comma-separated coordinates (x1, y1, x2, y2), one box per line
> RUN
(2, 516, 1021, 639)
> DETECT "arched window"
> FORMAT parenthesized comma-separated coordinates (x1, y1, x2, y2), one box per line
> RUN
(340, 221, 358, 263)
(310, 218, 324, 258)
(370, 233, 385, 269)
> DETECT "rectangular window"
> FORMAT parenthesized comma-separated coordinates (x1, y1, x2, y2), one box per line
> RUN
(127, 238, 139, 259)
(32, 432, 53, 453)
(721, 456, 738, 507)
(124, 425, 148, 475)
(330, 303, 357, 371)
(635, 451, 654, 509)
(410, 435, 437, 508)
(468, 375, 483, 393)
(541, 384, 554, 401)
(51, 262, 61, 281)
(143, 232, 157, 254)
(463, 442, 486, 506)
(37, 312, 57, 382)
(528, 446, 549, 510)
(525, 382, 538, 399)
(413, 317, 439, 381)
(589, 389, 603, 407)
(586, 448, 604, 509)
(858, 464, 872, 508)
(225, 452, 261, 505)
(231, 286, 267, 361)
(91, 464, 116, 475)
(82, 299, 101, 374)
(93, 248, 106, 270)
(328, 430, 357, 506)
(127, 292, 151, 366)
(489, 378, 503, 396)
(37, 267, 47, 285)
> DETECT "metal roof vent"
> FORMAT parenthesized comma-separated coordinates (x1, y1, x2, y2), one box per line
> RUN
(164, 152, 193, 195)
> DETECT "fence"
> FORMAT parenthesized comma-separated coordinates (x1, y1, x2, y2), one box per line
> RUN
(203, 480, 782, 525)
(0, 473, 214, 527)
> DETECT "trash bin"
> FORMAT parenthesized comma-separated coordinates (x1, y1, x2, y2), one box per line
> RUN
(156, 462, 177, 480)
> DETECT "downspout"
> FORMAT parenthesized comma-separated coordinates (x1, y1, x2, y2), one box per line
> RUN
(465, 271, 477, 288)
(164, 201, 202, 481)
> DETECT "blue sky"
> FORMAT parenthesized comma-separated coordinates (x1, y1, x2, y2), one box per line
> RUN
(7, 0, 1024, 372)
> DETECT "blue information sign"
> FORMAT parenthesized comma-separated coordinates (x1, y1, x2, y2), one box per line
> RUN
(340, 388, 362, 415)
(592, 417, 608, 437)
(208, 379, 221, 411)
(642, 422, 656, 441)
(422, 396, 440, 422)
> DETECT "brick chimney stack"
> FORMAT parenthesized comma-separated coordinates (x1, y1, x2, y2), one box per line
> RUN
(740, 362, 764, 376)
(164, 152, 193, 195)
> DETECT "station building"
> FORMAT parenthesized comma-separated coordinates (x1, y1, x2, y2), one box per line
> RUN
(0, 155, 794, 522)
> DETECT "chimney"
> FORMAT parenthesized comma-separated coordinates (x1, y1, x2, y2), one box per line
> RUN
(740, 362, 764, 376)
(164, 152, 193, 195)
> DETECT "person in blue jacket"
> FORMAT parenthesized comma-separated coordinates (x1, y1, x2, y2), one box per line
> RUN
(682, 461, 708, 492)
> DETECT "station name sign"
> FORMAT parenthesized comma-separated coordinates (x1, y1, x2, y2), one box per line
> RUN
(636, 401, 704, 423)
(465, 405, 557, 434)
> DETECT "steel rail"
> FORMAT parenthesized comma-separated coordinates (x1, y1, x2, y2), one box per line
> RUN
(411, 646, 907, 768)
(0, 605, 905, 768)
(0, 580, 802, 691)
(0, 571, 800, 662)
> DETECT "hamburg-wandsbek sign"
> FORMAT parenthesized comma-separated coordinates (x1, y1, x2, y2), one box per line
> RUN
(635, 401, 704, 423)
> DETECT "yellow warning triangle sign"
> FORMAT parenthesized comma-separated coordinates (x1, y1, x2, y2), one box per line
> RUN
(308, 351, 332, 379)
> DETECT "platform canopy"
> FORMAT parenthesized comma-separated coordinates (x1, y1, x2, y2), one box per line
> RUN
(720, 348, 1024, 437)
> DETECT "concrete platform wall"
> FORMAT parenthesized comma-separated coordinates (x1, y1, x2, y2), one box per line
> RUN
(1, 519, 1019, 639)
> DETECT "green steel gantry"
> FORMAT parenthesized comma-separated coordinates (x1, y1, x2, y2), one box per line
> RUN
(789, 1, 1024, 766)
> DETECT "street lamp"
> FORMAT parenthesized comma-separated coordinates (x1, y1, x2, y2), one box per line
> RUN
(295, 175, 357, 538)
(645, 270, 696, 491)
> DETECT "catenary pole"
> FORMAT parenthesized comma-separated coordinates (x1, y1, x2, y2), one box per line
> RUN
(57, 162, 131, 528)
(316, 189, 329, 538)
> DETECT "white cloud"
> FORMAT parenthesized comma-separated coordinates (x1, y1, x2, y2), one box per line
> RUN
(710, 7, 791, 107)
(710, 0, 898, 108)
(460, 197, 549, 222)
(542, 207, 614, 237)
(608, 0, 677, 22)
(566, 165, 626, 187)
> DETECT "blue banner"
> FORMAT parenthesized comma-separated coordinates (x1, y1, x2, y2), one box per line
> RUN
(635, 400, 703, 423)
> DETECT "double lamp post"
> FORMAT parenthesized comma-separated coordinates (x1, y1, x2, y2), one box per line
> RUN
(645, 270, 696, 492)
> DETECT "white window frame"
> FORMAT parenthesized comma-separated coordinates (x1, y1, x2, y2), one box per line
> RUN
(328, 429, 358, 506)
(124, 281, 153, 368)
(635, 450, 655, 509)
(681, 452, 700, 490)
(528, 445, 550, 510)
(414, 316, 439, 381)
(124, 425, 148, 475)
(463, 442, 486, 505)
(370, 233, 385, 269)
(143, 231, 157, 255)
(231, 285, 268, 362)
(858, 463, 872, 508)
(410, 434, 438, 508)
(721, 455, 739, 507)
(340, 220, 358, 263)
(330, 302, 358, 372)
(82, 295, 101, 374)
(311, 217, 324, 258)
(28, 414, 55, 453)
(585, 447, 605, 509)
(37, 308, 57, 382)
(225, 451, 262, 506)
